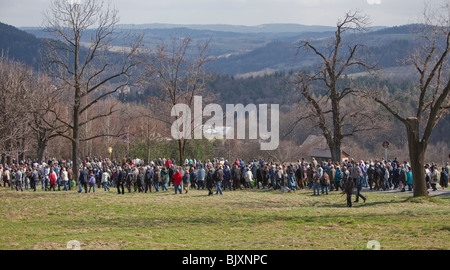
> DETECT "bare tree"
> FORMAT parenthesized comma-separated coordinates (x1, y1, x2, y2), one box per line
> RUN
(374, 2, 450, 197)
(27, 73, 67, 162)
(41, 0, 142, 179)
(289, 10, 378, 162)
(144, 37, 212, 165)
(0, 55, 34, 163)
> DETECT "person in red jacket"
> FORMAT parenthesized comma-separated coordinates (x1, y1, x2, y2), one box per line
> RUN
(172, 168, 183, 194)
(165, 159, 172, 169)
(49, 169, 57, 191)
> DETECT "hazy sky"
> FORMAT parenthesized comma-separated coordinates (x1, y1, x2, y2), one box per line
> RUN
(0, 0, 433, 28)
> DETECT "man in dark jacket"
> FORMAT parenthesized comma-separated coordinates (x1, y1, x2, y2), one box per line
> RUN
(343, 176, 354, 207)
(144, 167, 154, 193)
(116, 168, 125, 195)
(374, 165, 383, 191)
(231, 165, 242, 190)
(79, 168, 89, 193)
(205, 165, 215, 196)
(295, 164, 304, 189)
(223, 165, 232, 191)
(189, 168, 198, 189)
(367, 164, 375, 190)
(168, 165, 174, 187)
(215, 166, 224, 195)
(137, 167, 145, 193)
(251, 164, 258, 188)
(256, 165, 263, 189)
(261, 165, 268, 188)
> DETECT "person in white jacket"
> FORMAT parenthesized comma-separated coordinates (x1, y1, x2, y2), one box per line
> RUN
(101, 170, 110, 191)
(244, 167, 253, 188)
(61, 168, 69, 191)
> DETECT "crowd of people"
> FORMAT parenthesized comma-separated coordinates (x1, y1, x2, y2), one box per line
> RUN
(1, 156, 449, 207)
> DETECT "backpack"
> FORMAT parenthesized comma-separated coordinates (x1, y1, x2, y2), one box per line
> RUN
(320, 173, 330, 186)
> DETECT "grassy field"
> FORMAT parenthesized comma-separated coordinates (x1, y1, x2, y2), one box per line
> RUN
(0, 185, 448, 250)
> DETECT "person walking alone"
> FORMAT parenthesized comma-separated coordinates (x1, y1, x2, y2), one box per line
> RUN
(343, 175, 355, 207)
(354, 168, 366, 203)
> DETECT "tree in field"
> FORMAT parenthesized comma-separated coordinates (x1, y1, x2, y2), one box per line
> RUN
(144, 37, 212, 166)
(374, 2, 450, 197)
(290, 10, 377, 162)
(41, 0, 142, 180)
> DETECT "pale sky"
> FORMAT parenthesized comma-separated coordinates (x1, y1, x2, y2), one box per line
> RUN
(0, 0, 434, 28)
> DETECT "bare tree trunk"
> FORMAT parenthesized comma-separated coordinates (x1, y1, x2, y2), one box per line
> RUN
(405, 117, 428, 197)
(331, 95, 342, 163)
(72, 100, 80, 183)
(178, 139, 186, 167)
(37, 139, 47, 163)
(330, 141, 342, 163)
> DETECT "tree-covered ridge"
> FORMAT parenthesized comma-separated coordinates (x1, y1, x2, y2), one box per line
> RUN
(0, 22, 45, 68)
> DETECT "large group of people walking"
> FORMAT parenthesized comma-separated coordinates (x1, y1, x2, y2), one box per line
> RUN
(1, 156, 449, 207)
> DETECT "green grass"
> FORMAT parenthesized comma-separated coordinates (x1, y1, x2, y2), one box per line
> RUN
(0, 186, 448, 250)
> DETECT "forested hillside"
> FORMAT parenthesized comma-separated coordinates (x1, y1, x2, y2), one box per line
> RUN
(0, 22, 45, 68)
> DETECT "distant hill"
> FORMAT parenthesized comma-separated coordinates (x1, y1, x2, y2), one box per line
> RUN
(4, 22, 419, 77)
(0, 22, 45, 68)
(205, 25, 418, 76)
(115, 23, 341, 33)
